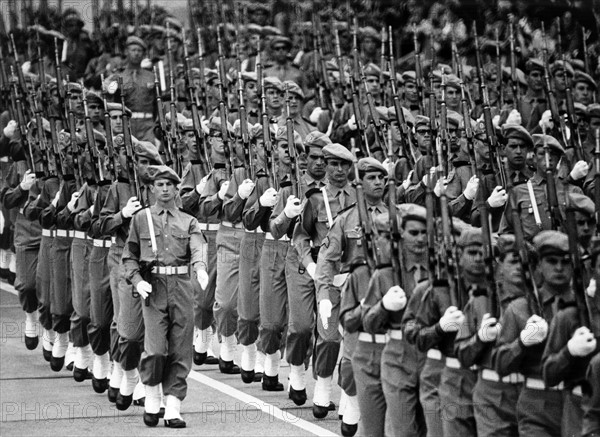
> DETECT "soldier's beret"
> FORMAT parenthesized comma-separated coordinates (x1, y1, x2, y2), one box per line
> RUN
(445, 74, 461, 90)
(249, 2, 270, 13)
(165, 112, 187, 125)
(105, 102, 132, 117)
(501, 67, 528, 87)
(568, 192, 595, 217)
(23, 72, 40, 87)
(494, 234, 517, 257)
(451, 217, 469, 236)
(274, 126, 303, 150)
(375, 106, 389, 124)
(263, 76, 284, 92)
(502, 124, 533, 148)
(574, 102, 588, 118)
(249, 123, 263, 140)
(414, 115, 430, 128)
(57, 129, 86, 151)
(325, 59, 339, 71)
(261, 26, 282, 37)
(431, 70, 442, 82)
(85, 91, 103, 107)
(322, 143, 354, 162)
(570, 59, 586, 73)
(531, 134, 564, 155)
(397, 203, 426, 224)
(359, 26, 381, 42)
(402, 70, 416, 83)
(125, 36, 147, 51)
(231, 119, 250, 138)
(587, 103, 600, 119)
(284, 80, 304, 99)
(147, 164, 181, 184)
(533, 230, 569, 258)
(62, 8, 84, 27)
(550, 60, 574, 77)
(244, 24, 263, 35)
(388, 106, 415, 127)
(67, 82, 82, 93)
(133, 140, 163, 164)
(357, 157, 387, 177)
(574, 71, 597, 90)
(180, 118, 194, 131)
(270, 35, 292, 50)
(189, 68, 202, 80)
(457, 226, 483, 247)
(525, 58, 544, 73)
(446, 110, 462, 128)
(241, 71, 257, 83)
(362, 63, 381, 78)
(163, 17, 183, 32)
(207, 117, 234, 136)
(304, 131, 332, 149)
(382, 71, 403, 85)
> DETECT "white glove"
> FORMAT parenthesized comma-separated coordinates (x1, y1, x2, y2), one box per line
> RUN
(201, 117, 210, 135)
(487, 186, 508, 208)
(122, 196, 142, 218)
(439, 306, 465, 332)
(310, 107, 325, 124)
(403, 170, 414, 190)
(306, 262, 317, 279)
(421, 167, 436, 187)
(67, 191, 81, 212)
(570, 161, 590, 181)
(520, 315, 548, 346)
(141, 58, 153, 70)
(477, 313, 501, 342)
(433, 177, 448, 197)
(505, 109, 522, 126)
(567, 326, 597, 357)
(217, 181, 230, 200)
(51, 191, 61, 208)
(464, 176, 479, 201)
(196, 268, 209, 290)
(587, 278, 596, 298)
(136, 280, 152, 300)
(0, 210, 4, 231)
(284, 195, 302, 218)
(237, 179, 255, 200)
(3, 120, 17, 138)
(19, 170, 36, 191)
(259, 187, 278, 207)
(492, 114, 501, 130)
(539, 110, 554, 133)
(195, 175, 208, 195)
(381, 285, 407, 311)
(347, 115, 357, 131)
(319, 299, 333, 330)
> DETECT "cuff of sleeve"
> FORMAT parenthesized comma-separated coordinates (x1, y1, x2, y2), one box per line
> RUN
(434, 322, 445, 336)
(130, 274, 143, 289)
(193, 261, 208, 271)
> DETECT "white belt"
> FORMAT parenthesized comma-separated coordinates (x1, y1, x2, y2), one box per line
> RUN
(387, 329, 403, 340)
(265, 232, 290, 241)
(245, 227, 264, 234)
(111, 237, 117, 244)
(130, 111, 153, 119)
(55, 229, 73, 238)
(19, 207, 24, 214)
(572, 386, 583, 397)
(198, 223, 220, 231)
(73, 230, 88, 240)
(427, 349, 442, 361)
(221, 221, 244, 229)
(0, 156, 8, 162)
(151, 265, 189, 275)
(445, 357, 478, 371)
(42, 229, 54, 237)
(481, 368, 524, 384)
(358, 332, 388, 344)
(93, 239, 112, 248)
(525, 378, 564, 391)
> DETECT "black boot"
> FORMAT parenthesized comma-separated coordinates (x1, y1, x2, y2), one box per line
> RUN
(218, 357, 240, 374)
(262, 375, 284, 392)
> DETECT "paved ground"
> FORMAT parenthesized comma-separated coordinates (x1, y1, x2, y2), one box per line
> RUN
(0, 280, 343, 436)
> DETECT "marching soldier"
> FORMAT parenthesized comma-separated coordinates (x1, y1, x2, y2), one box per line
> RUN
(276, 81, 317, 141)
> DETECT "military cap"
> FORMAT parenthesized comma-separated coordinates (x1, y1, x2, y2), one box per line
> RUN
(568, 192, 595, 217)
(67, 82, 82, 93)
(382, 71, 403, 85)
(207, 117, 234, 135)
(231, 119, 250, 138)
(446, 110, 462, 128)
(284, 80, 304, 99)
(501, 66, 528, 87)
(261, 26, 282, 37)
(570, 59, 586, 73)
(244, 24, 263, 35)
(190, 68, 202, 80)
(494, 234, 517, 258)
(533, 230, 569, 258)
(274, 126, 303, 151)
(362, 63, 381, 78)
(414, 115, 430, 128)
(574, 102, 588, 118)
(166, 112, 187, 124)
(249, 2, 270, 13)
(163, 17, 183, 31)
(205, 69, 220, 85)
(270, 35, 292, 50)
(180, 118, 194, 131)
(359, 26, 381, 42)
(374, 106, 389, 123)
(574, 71, 597, 90)
(388, 106, 415, 127)
(457, 226, 483, 247)
(397, 203, 426, 224)
(147, 164, 181, 184)
(23, 72, 40, 87)
(444, 74, 461, 90)
(241, 71, 258, 83)
(322, 143, 354, 162)
(304, 131, 332, 149)
(62, 8, 84, 27)
(550, 60, 574, 77)
(451, 217, 470, 236)
(402, 70, 416, 83)
(106, 102, 132, 117)
(325, 59, 339, 71)
(85, 91, 103, 107)
(57, 130, 85, 151)
(502, 124, 533, 148)
(87, 129, 106, 147)
(525, 58, 544, 73)
(263, 76, 284, 92)
(532, 134, 565, 155)
(125, 36, 147, 51)
(164, 28, 183, 42)
(430, 70, 442, 82)
(357, 157, 387, 177)
(587, 103, 600, 119)
(249, 123, 263, 140)
(133, 140, 163, 164)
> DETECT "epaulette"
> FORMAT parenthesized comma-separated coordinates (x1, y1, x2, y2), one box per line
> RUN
(452, 160, 470, 168)
(280, 180, 292, 188)
(117, 176, 130, 184)
(337, 202, 357, 216)
(214, 163, 226, 169)
(98, 179, 112, 186)
(302, 116, 317, 126)
(305, 187, 322, 199)
(190, 160, 203, 165)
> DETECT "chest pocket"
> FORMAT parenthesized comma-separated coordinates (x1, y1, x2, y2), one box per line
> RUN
(170, 227, 191, 258)
(343, 228, 364, 269)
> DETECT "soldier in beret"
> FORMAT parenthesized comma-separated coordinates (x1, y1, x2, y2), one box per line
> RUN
(573, 71, 597, 106)
(276, 80, 317, 141)
(264, 36, 305, 91)
(264, 76, 285, 119)
(520, 58, 548, 132)
(60, 8, 95, 81)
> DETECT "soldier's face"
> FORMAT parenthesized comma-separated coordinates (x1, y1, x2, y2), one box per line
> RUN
(446, 88, 460, 109)
(365, 76, 380, 96)
(588, 118, 600, 139)
(362, 171, 386, 202)
(573, 82, 592, 105)
(277, 141, 291, 166)
(527, 70, 544, 92)
(126, 45, 145, 64)
(414, 126, 431, 153)
(401, 220, 427, 255)
(136, 157, 151, 182)
(87, 103, 101, 123)
(306, 147, 326, 179)
(499, 252, 523, 286)
(110, 111, 123, 134)
(326, 158, 351, 186)
(272, 45, 288, 63)
(287, 93, 302, 117)
(459, 245, 485, 276)
(504, 139, 529, 168)
(538, 254, 572, 288)
(432, 81, 442, 102)
(184, 131, 198, 155)
(361, 38, 378, 54)
(553, 70, 570, 92)
(575, 211, 595, 248)
(474, 137, 490, 162)
(404, 82, 418, 102)
(266, 88, 283, 109)
(533, 147, 559, 172)
(151, 179, 177, 203)
(245, 81, 258, 105)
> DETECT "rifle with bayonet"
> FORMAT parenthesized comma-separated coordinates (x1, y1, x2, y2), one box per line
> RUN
(495, 28, 504, 108)
(65, 79, 83, 189)
(284, 83, 300, 197)
(412, 24, 426, 115)
(196, 29, 211, 115)
(334, 28, 351, 103)
(508, 16, 523, 114)
(359, 62, 386, 158)
(81, 81, 103, 183)
(260, 73, 276, 189)
(217, 24, 234, 179)
(542, 130, 562, 230)
(237, 71, 253, 179)
(153, 66, 174, 167)
(9, 66, 36, 172)
(100, 74, 118, 180)
(53, 37, 66, 122)
(165, 23, 181, 174)
(118, 76, 141, 200)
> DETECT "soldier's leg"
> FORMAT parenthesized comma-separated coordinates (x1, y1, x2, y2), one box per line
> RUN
(36, 235, 55, 359)
(472, 376, 519, 437)
(439, 366, 477, 437)
(193, 230, 217, 364)
(107, 245, 124, 401)
(352, 340, 386, 437)
(517, 387, 562, 436)
(562, 389, 583, 437)
(15, 246, 40, 349)
(419, 356, 444, 437)
(70, 238, 93, 380)
(50, 235, 74, 371)
(583, 353, 600, 436)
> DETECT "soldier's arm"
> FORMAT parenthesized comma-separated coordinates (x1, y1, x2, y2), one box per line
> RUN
(402, 282, 428, 344)
(293, 197, 317, 268)
(198, 171, 224, 218)
(314, 216, 345, 303)
(362, 268, 393, 334)
(122, 213, 143, 287)
(179, 163, 201, 216)
(89, 184, 109, 238)
(39, 179, 62, 228)
(73, 185, 94, 231)
(188, 217, 208, 271)
(222, 170, 247, 222)
(340, 265, 370, 333)
(56, 182, 81, 229)
(269, 185, 294, 239)
(492, 299, 528, 376)
(412, 286, 447, 352)
(98, 183, 128, 236)
(455, 296, 490, 368)
(1, 164, 28, 208)
(242, 177, 270, 231)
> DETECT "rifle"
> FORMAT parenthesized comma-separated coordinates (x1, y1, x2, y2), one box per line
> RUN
(495, 27, 504, 108)
(425, 75, 438, 280)
(237, 71, 253, 179)
(153, 66, 173, 166)
(412, 24, 425, 115)
(313, 16, 334, 113)
(0, 45, 15, 120)
(260, 74, 276, 189)
(31, 92, 51, 177)
(100, 74, 118, 180)
(508, 16, 523, 114)
(9, 33, 27, 95)
(10, 67, 35, 172)
(284, 83, 300, 197)
(596, 129, 600, 236)
(334, 28, 351, 103)
(81, 82, 103, 183)
(216, 25, 234, 179)
(65, 80, 83, 189)
(582, 27, 590, 77)
(118, 76, 141, 200)
(387, 129, 403, 286)
(255, 38, 263, 108)
(359, 63, 386, 157)
(196, 29, 211, 115)
(542, 130, 561, 230)
(439, 72, 449, 176)
(53, 37, 66, 122)
(380, 26, 387, 106)
(165, 23, 181, 174)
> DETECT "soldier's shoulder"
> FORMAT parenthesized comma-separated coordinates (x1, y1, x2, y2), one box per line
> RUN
(337, 202, 357, 218)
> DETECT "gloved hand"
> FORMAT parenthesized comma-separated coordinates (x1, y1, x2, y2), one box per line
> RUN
(51, 191, 61, 208)
(122, 196, 142, 218)
(421, 167, 436, 187)
(505, 109, 522, 126)
(403, 170, 414, 190)
(201, 117, 210, 135)
(520, 315, 548, 346)
(217, 181, 230, 200)
(141, 58, 153, 70)
(195, 175, 208, 195)
(196, 268, 209, 290)
(319, 299, 333, 330)
(570, 160, 590, 181)
(381, 285, 407, 311)
(567, 326, 597, 357)
(237, 179, 255, 200)
(433, 177, 448, 197)
(66, 191, 81, 212)
(478, 313, 501, 342)
(3, 120, 17, 138)
(539, 110, 554, 133)
(259, 187, 278, 207)
(306, 262, 317, 279)
(19, 170, 36, 191)
(136, 280, 152, 299)
(310, 107, 325, 124)
(492, 114, 501, 130)
(284, 195, 302, 218)
(347, 115, 357, 131)
(487, 186, 508, 208)
(439, 306, 465, 332)
(587, 278, 596, 298)
(464, 176, 479, 201)
(0, 210, 4, 232)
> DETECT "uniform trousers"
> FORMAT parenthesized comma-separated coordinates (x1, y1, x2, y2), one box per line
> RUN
(562, 389, 583, 437)
(419, 355, 444, 437)
(314, 283, 342, 379)
(237, 231, 265, 346)
(193, 230, 217, 331)
(517, 386, 562, 436)
(15, 245, 39, 314)
(70, 238, 92, 347)
(439, 365, 477, 437)
(50, 235, 74, 334)
(36, 234, 53, 330)
(583, 353, 600, 436)
(107, 244, 123, 361)
(352, 340, 386, 437)
(88, 244, 113, 356)
(472, 374, 521, 437)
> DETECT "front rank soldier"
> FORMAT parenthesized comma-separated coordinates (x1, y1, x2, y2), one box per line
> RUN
(123, 165, 209, 429)
(294, 143, 356, 418)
